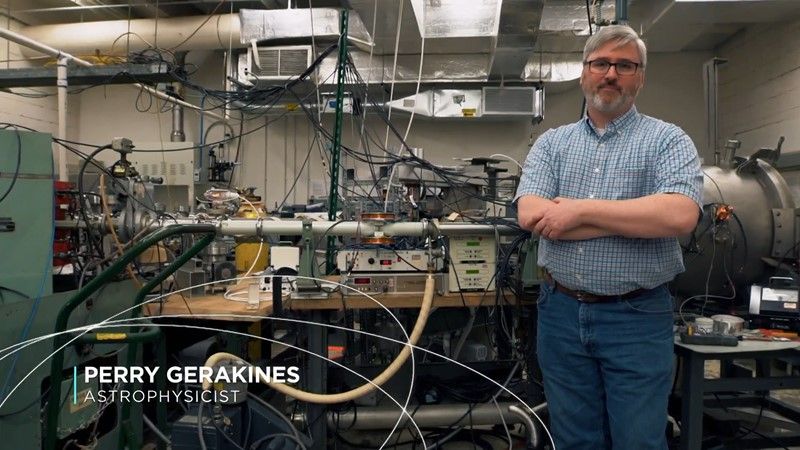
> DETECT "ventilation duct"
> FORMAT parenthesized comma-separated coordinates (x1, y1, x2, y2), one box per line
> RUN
(238, 8, 371, 47)
(385, 87, 543, 119)
(19, 14, 242, 56)
(239, 45, 314, 84)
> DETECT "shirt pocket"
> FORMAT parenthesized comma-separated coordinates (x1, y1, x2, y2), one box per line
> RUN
(608, 167, 648, 200)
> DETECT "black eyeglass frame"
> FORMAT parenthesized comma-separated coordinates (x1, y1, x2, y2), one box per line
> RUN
(583, 59, 642, 76)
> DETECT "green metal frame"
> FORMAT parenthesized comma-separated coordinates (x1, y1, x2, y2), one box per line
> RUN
(44, 224, 216, 450)
(325, 9, 349, 274)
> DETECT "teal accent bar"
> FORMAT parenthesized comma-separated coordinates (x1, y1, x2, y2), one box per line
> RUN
(72, 366, 77, 405)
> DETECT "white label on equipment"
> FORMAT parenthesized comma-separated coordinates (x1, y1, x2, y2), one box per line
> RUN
(763, 287, 798, 302)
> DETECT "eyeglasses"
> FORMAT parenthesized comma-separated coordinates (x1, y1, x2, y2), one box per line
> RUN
(584, 59, 641, 76)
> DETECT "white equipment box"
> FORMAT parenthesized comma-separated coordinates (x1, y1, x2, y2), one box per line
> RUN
(448, 235, 496, 292)
(337, 249, 441, 272)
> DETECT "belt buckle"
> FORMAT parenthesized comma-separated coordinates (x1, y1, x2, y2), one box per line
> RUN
(575, 290, 600, 303)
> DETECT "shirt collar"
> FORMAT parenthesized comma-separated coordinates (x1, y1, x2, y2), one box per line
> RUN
(584, 105, 639, 135)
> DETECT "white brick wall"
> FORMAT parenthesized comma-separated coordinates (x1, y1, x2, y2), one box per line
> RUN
(718, 18, 800, 155)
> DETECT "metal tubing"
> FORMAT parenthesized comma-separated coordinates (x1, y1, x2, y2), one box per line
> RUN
(56, 55, 68, 181)
(171, 102, 185, 142)
(326, 402, 527, 430)
(59, 216, 519, 238)
(61, 216, 520, 240)
(153, 218, 516, 238)
(509, 402, 547, 449)
(217, 219, 378, 237)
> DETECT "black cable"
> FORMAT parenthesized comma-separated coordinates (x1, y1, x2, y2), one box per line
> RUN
(196, 400, 245, 450)
(0, 285, 31, 300)
(227, 111, 246, 188)
(275, 132, 319, 213)
(0, 124, 22, 206)
(383, 361, 522, 449)
(250, 432, 306, 450)
(77, 144, 113, 262)
(290, 87, 518, 215)
(0, 386, 50, 418)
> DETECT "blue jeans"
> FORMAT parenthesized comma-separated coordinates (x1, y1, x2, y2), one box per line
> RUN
(537, 281, 674, 450)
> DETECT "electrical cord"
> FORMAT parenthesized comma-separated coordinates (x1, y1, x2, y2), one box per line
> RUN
(0, 285, 31, 300)
(202, 275, 435, 404)
(77, 144, 113, 261)
(0, 124, 22, 206)
(250, 432, 307, 450)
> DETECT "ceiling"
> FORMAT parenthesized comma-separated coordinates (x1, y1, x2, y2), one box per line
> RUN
(3, 0, 800, 88)
(6, 0, 800, 51)
(2, 1, 340, 25)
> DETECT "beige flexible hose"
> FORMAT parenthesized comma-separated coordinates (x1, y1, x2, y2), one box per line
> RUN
(202, 275, 436, 404)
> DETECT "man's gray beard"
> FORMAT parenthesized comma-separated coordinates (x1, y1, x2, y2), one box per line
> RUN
(586, 90, 632, 114)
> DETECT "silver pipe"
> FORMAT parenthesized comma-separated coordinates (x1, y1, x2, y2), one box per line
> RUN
(60, 216, 518, 239)
(509, 402, 547, 450)
(55, 219, 86, 229)
(326, 402, 526, 430)
(171, 101, 185, 142)
(219, 219, 378, 237)
(56, 55, 68, 181)
(0, 26, 82, 63)
(17, 0, 259, 14)
(171, 52, 187, 142)
(146, 218, 516, 238)
(431, 222, 516, 236)
(142, 415, 171, 445)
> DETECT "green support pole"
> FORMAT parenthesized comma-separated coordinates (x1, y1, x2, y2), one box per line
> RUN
(43, 224, 215, 450)
(326, 9, 349, 274)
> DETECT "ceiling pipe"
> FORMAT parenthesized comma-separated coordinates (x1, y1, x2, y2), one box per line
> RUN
(16, 0, 261, 14)
(0, 28, 223, 123)
(0, 28, 224, 112)
(0, 26, 224, 180)
(18, 14, 242, 57)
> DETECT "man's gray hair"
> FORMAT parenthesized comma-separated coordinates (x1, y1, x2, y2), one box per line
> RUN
(583, 25, 647, 70)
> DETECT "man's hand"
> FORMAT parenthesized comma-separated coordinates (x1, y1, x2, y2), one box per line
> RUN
(533, 197, 585, 239)
(517, 195, 555, 231)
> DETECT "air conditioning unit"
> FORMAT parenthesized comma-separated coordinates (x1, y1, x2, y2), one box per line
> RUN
(481, 86, 543, 119)
(238, 45, 313, 84)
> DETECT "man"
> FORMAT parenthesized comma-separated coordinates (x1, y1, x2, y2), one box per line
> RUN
(515, 25, 703, 449)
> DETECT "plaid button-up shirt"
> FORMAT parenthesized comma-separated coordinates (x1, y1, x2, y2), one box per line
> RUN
(514, 106, 703, 295)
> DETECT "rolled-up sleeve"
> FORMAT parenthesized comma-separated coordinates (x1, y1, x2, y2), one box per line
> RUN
(654, 126, 704, 209)
(514, 129, 558, 203)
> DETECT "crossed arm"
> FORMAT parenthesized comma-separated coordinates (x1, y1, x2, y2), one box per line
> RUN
(517, 194, 699, 240)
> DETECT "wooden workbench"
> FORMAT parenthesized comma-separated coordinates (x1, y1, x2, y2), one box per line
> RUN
(285, 290, 510, 310)
(146, 292, 275, 322)
(146, 289, 514, 320)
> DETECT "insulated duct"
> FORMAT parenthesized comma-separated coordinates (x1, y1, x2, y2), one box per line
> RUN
(19, 14, 242, 57)
(20, 1, 545, 82)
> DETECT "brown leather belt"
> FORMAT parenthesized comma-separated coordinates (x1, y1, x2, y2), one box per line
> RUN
(543, 271, 649, 303)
